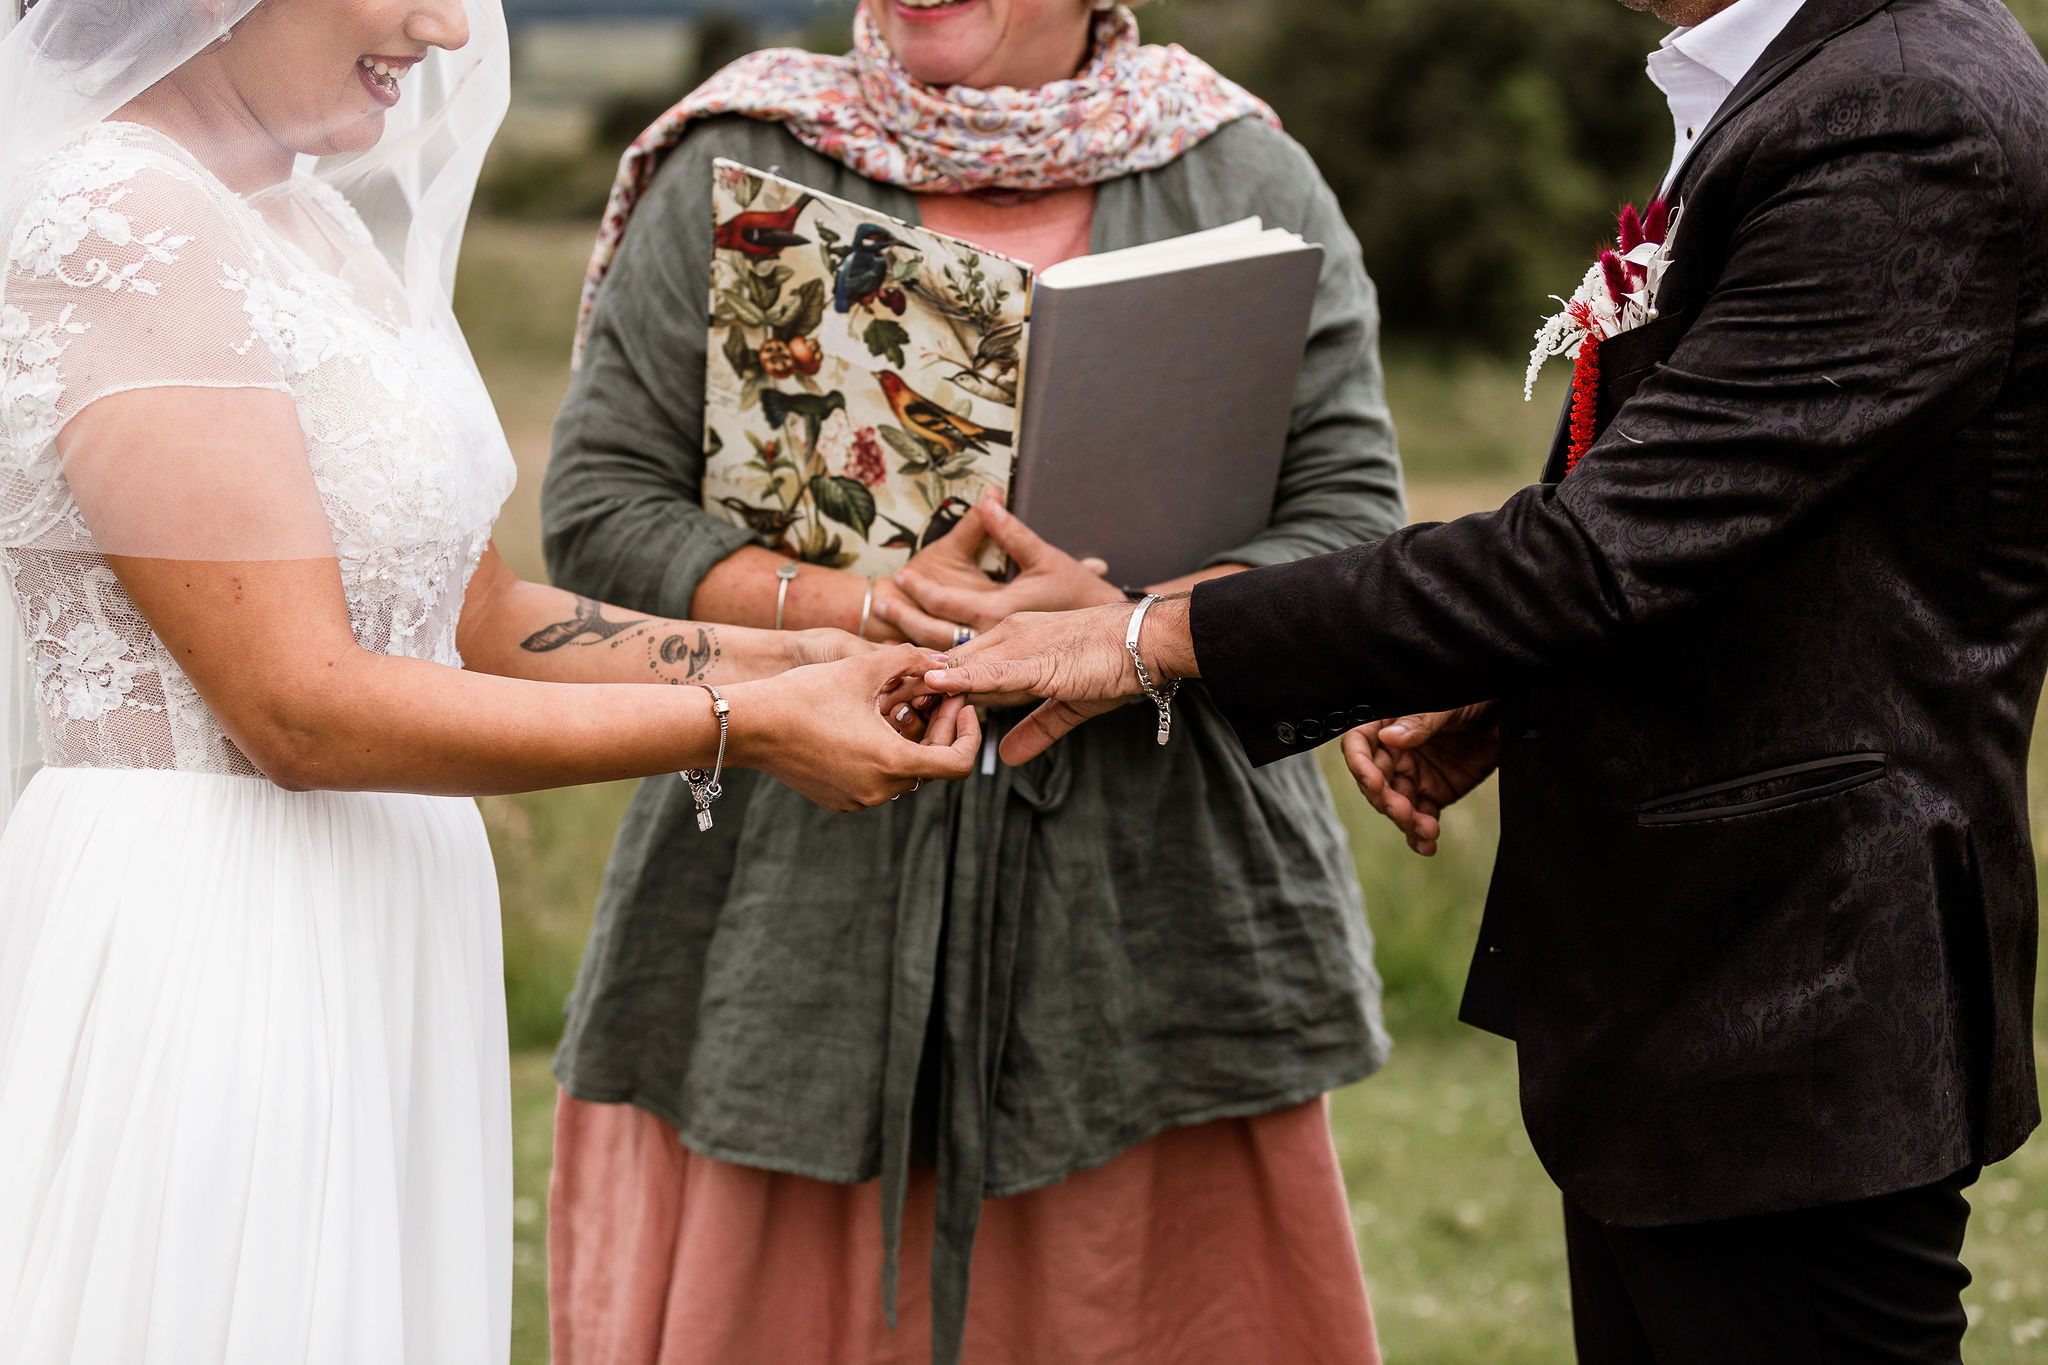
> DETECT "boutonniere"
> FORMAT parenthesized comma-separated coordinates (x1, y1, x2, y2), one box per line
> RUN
(1525, 198, 1681, 474)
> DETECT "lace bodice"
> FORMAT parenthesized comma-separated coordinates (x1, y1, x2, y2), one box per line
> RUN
(0, 124, 514, 775)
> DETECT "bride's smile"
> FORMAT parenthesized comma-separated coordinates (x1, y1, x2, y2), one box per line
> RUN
(355, 53, 419, 108)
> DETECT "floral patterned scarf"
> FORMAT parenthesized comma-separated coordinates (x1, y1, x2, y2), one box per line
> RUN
(572, 3, 1277, 366)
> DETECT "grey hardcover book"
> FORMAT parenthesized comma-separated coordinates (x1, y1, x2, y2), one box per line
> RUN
(1008, 221, 1324, 586)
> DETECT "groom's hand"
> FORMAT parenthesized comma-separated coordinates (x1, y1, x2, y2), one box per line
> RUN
(1343, 703, 1501, 857)
(927, 597, 1193, 765)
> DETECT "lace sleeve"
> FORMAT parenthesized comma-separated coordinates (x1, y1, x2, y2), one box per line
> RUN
(2, 128, 328, 561)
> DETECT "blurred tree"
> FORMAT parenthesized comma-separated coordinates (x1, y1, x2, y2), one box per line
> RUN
(1214, 0, 1672, 352)
(685, 13, 765, 89)
(592, 14, 762, 153)
(1160, 0, 2048, 351)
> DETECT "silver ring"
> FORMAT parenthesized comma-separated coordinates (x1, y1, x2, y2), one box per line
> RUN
(912, 779, 923, 792)
(952, 623, 974, 648)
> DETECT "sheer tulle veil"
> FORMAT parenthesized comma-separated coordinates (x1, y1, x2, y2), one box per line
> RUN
(0, 0, 511, 826)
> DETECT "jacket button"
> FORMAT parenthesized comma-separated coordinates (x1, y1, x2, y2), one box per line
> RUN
(1351, 704, 1376, 726)
(1325, 711, 1351, 735)
(1276, 722, 1296, 745)
(1298, 718, 1325, 742)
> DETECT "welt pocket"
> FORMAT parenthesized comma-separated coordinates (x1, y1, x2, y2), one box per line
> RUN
(1636, 753, 1890, 827)
(1597, 306, 1694, 380)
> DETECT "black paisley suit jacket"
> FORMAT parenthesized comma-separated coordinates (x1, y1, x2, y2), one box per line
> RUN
(1191, 0, 2047, 1227)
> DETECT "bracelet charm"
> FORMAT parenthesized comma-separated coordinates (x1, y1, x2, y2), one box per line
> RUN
(1125, 595, 1180, 746)
(682, 684, 730, 831)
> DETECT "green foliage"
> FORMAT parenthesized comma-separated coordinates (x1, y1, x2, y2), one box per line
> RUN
(1213, 0, 1670, 352)
(864, 317, 911, 367)
(772, 278, 829, 341)
(809, 472, 878, 540)
(472, 147, 620, 224)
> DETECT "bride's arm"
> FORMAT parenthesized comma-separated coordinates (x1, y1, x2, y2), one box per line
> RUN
(453, 545, 862, 688)
(68, 390, 976, 807)
(111, 551, 971, 804)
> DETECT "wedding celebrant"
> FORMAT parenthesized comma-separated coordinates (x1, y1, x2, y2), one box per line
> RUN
(0, 0, 979, 1358)
(930, 0, 2048, 1359)
(539, 1, 1407, 1362)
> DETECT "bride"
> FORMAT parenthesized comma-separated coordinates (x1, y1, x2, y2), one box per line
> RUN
(0, 0, 978, 1359)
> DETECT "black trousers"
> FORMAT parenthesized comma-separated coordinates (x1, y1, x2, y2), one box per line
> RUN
(1564, 1167, 1979, 1365)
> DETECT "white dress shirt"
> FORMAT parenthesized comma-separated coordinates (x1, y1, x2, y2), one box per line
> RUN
(1648, 0, 1808, 192)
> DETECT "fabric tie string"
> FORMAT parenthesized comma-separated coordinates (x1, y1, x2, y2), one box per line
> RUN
(878, 719, 1074, 1365)
(571, 5, 1276, 365)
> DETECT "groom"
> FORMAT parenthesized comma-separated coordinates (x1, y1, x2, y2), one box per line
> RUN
(925, 0, 2048, 1358)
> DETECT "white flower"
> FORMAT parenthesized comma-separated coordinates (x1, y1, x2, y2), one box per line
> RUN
(1525, 207, 1683, 401)
(8, 191, 92, 276)
(38, 621, 140, 721)
(85, 204, 133, 248)
(228, 269, 341, 375)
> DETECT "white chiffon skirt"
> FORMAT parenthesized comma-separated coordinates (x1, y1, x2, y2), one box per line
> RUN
(0, 767, 510, 1364)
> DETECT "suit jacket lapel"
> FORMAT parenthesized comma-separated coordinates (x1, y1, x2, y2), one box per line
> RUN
(1540, 0, 1896, 481)
(1670, 0, 1892, 204)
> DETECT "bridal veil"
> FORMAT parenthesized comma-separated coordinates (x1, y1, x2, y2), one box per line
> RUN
(0, 0, 511, 826)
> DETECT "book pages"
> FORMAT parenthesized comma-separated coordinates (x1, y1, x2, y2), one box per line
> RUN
(701, 159, 1032, 575)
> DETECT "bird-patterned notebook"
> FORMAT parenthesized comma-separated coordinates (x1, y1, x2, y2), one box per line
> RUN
(701, 158, 1032, 575)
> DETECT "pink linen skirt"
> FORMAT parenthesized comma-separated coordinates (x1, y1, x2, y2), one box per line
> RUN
(548, 1093, 1380, 1365)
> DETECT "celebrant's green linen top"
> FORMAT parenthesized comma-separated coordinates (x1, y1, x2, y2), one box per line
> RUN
(542, 113, 1405, 1361)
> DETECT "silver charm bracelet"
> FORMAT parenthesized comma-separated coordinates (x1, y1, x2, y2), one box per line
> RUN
(1126, 595, 1179, 746)
(682, 683, 729, 831)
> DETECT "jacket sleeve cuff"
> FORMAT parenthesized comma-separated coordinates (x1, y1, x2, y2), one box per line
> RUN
(1189, 560, 1388, 767)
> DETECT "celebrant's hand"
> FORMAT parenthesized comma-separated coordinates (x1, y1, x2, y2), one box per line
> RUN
(878, 491, 1122, 648)
(925, 595, 1196, 765)
(1342, 703, 1501, 857)
(728, 645, 978, 811)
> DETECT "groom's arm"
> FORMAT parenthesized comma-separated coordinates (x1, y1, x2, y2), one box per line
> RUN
(1196, 72, 2022, 765)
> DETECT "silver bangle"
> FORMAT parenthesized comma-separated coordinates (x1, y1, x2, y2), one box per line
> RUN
(682, 684, 729, 831)
(858, 575, 876, 641)
(1126, 595, 1180, 747)
(774, 561, 800, 631)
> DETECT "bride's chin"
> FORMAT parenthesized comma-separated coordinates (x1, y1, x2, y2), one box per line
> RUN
(294, 112, 387, 160)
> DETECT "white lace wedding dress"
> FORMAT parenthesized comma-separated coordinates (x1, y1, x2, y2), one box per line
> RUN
(0, 123, 517, 1362)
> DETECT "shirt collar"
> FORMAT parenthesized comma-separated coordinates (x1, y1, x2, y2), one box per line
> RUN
(1661, 0, 1809, 90)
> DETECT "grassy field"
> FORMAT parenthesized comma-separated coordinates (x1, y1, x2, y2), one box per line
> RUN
(457, 221, 2048, 1364)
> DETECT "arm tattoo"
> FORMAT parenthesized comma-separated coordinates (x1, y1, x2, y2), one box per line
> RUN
(520, 595, 719, 683)
(520, 595, 647, 653)
(652, 626, 721, 683)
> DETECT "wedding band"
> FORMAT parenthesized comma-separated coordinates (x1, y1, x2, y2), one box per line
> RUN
(952, 623, 973, 647)
(913, 779, 923, 792)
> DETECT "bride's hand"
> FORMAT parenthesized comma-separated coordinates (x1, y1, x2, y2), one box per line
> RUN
(784, 626, 881, 668)
(877, 491, 1124, 648)
(726, 644, 980, 811)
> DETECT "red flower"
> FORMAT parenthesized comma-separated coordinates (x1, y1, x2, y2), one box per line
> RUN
(1566, 336, 1600, 475)
(846, 427, 888, 488)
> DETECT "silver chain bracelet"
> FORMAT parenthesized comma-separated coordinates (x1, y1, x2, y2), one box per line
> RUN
(1125, 595, 1179, 746)
(682, 683, 729, 831)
